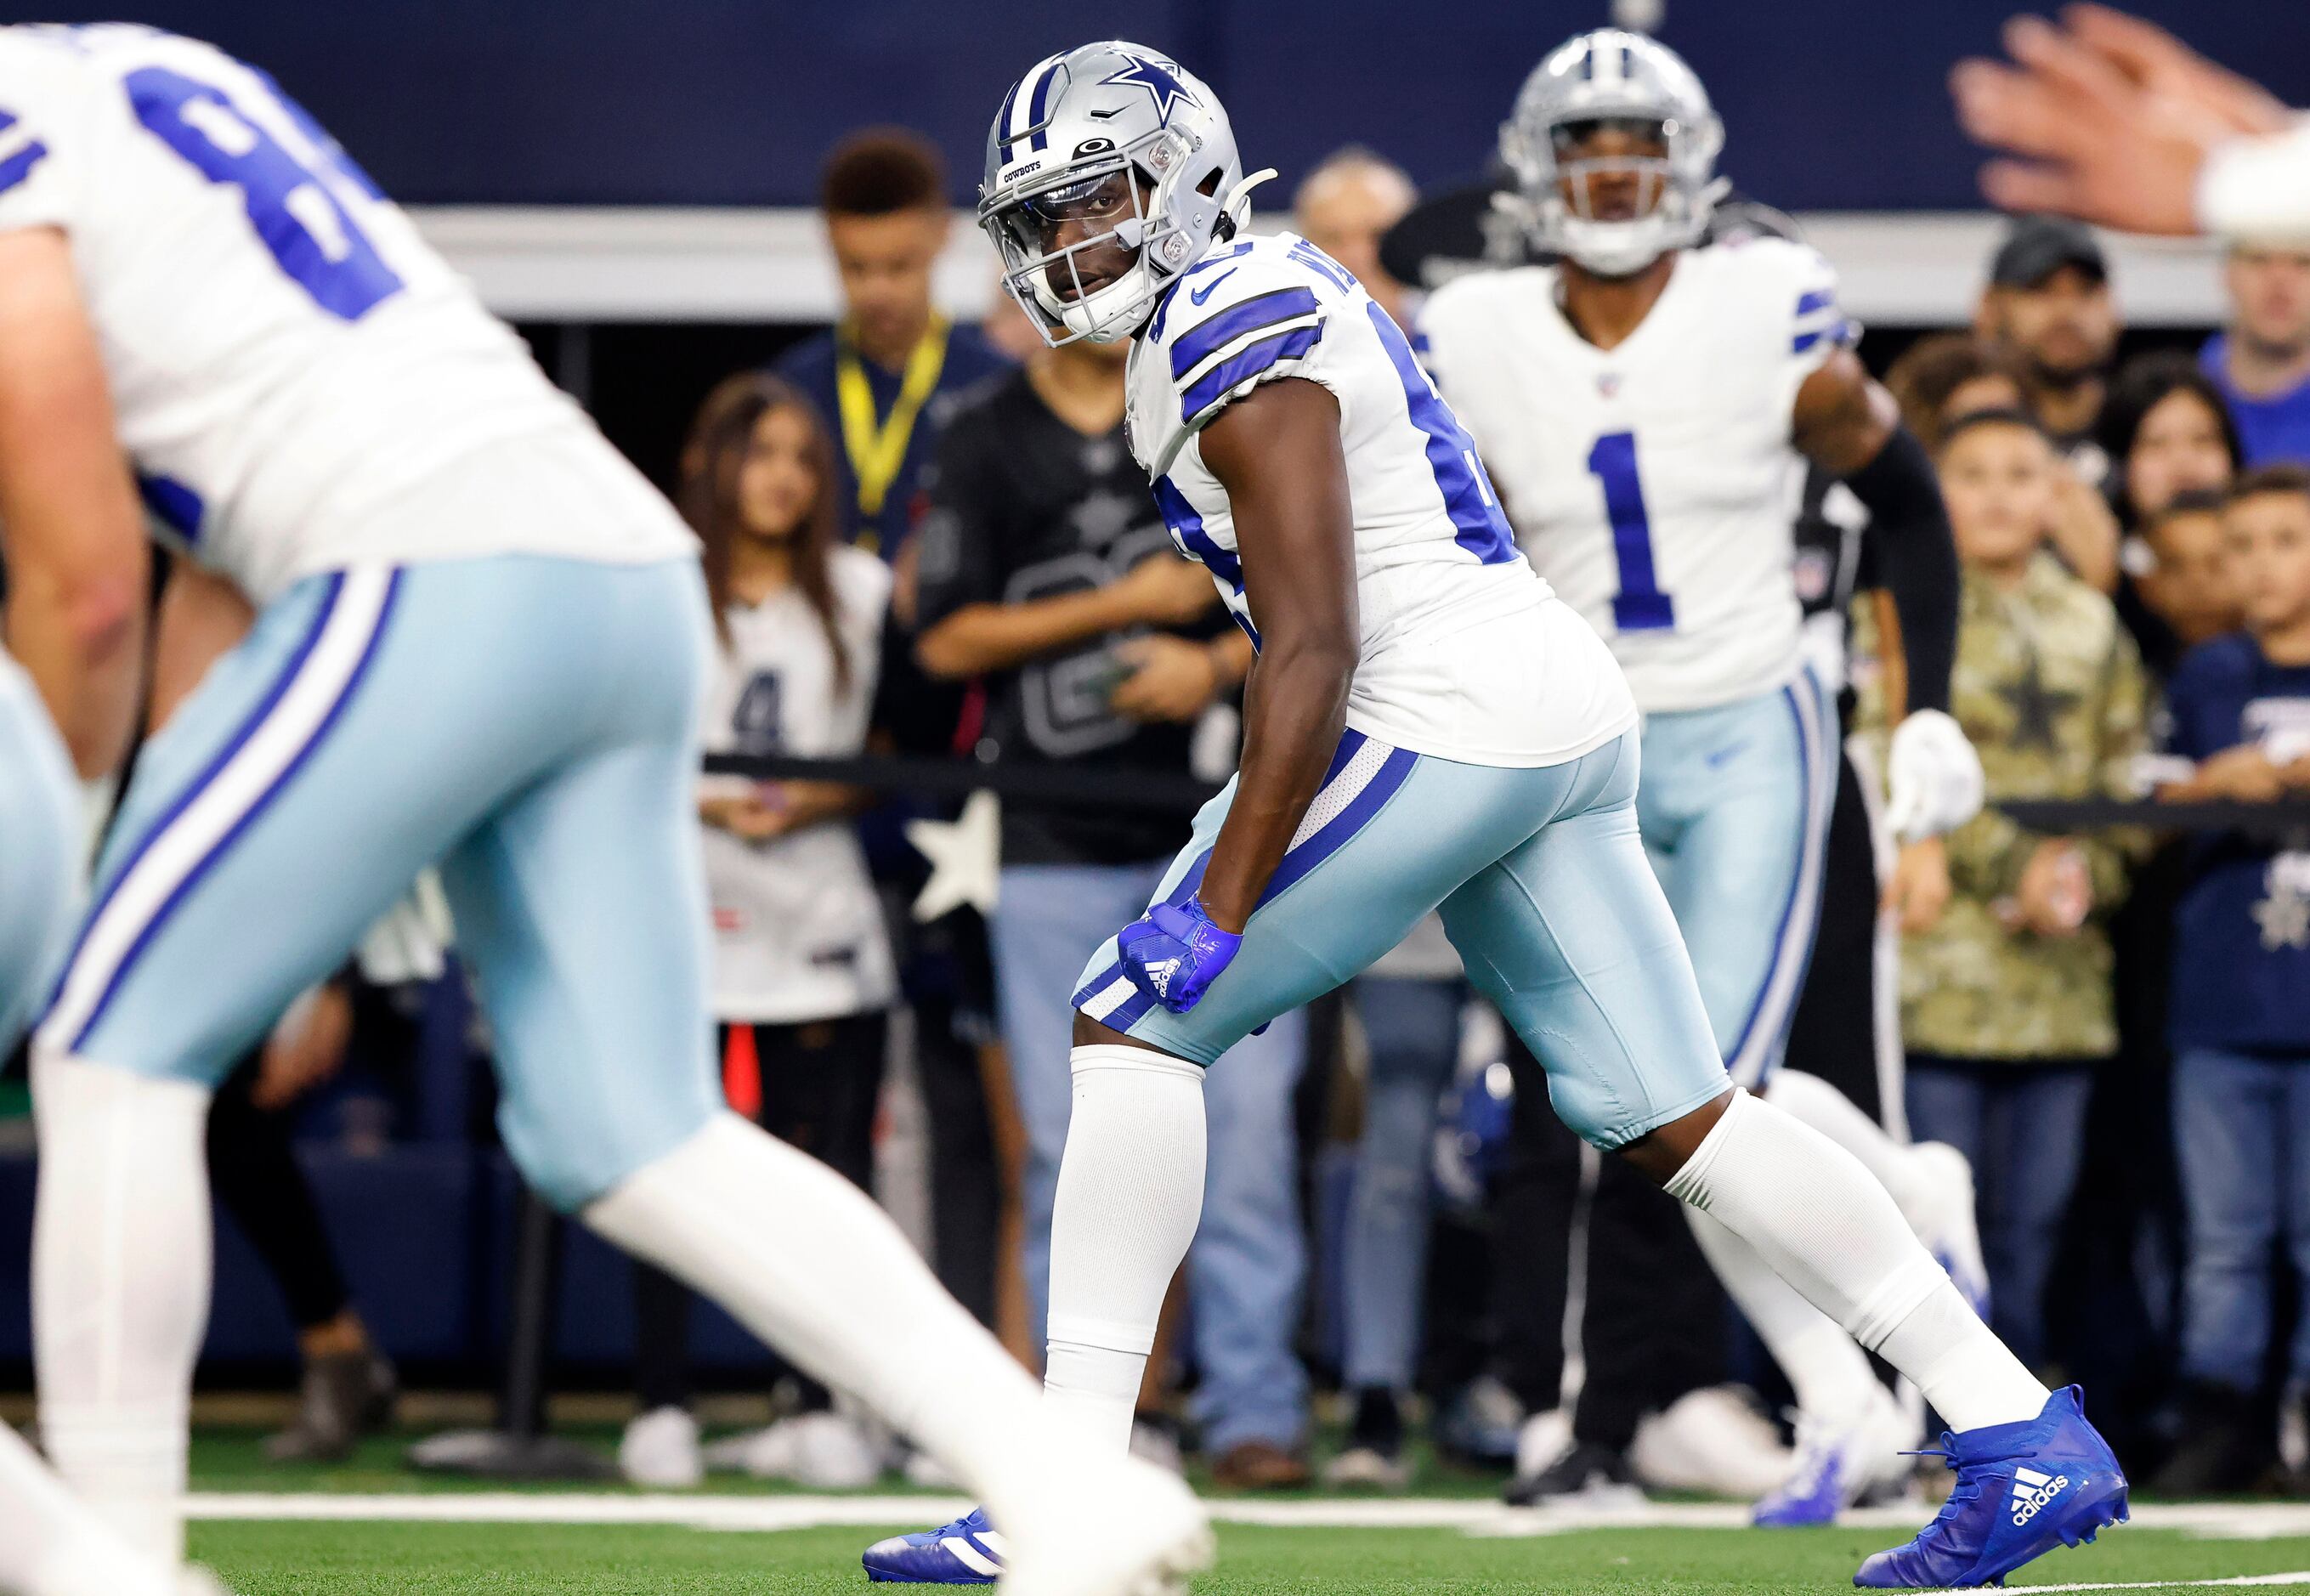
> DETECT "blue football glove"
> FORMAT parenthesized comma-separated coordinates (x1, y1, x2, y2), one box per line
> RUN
(1116, 896, 1243, 1015)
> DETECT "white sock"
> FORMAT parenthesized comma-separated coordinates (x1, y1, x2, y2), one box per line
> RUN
(583, 1112, 1080, 1526)
(1685, 1207, 1881, 1423)
(0, 1423, 175, 1596)
(1877, 1279, 2052, 1434)
(1764, 1069, 1929, 1217)
(1043, 1046, 1206, 1455)
(31, 1050, 212, 1568)
(1665, 1089, 2047, 1432)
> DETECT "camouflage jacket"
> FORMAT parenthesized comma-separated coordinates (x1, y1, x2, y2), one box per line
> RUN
(1855, 553, 2152, 1062)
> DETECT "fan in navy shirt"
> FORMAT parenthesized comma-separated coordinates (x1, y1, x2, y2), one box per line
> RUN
(2156, 464, 2310, 1483)
(772, 130, 1013, 562)
(2201, 245, 2310, 471)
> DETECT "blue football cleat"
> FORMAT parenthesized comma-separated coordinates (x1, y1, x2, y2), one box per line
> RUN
(1854, 1386, 2127, 1588)
(863, 1506, 1009, 1583)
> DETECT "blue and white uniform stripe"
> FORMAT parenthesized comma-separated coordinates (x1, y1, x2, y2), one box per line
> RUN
(1722, 671, 1837, 1088)
(44, 564, 400, 1051)
(0, 108, 48, 195)
(1792, 282, 1855, 356)
(1170, 288, 1326, 427)
(1072, 729, 1417, 1030)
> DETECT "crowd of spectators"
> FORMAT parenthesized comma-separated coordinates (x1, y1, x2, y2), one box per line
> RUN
(191, 126, 2310, 1502)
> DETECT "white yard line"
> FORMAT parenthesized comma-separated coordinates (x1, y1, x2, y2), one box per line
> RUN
(2007, 1576, 2310, 1591)
(180, 1493, 2310, 1542)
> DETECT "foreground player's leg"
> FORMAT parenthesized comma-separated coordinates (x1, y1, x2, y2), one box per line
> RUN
(1444, 761, 2122, 1589)
(0, 1424, 184, 1596)
(431, 580, 1203, 1596)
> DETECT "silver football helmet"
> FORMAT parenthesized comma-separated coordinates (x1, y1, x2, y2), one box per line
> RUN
(978, 42, 1270, 345)
(1497, 30, 1728, 278)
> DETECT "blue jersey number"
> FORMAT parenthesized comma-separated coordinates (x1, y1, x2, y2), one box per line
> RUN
(125, 66, 404, 321)
(1366, 303, 1519, 566)
(1586, 432, 1674, 631)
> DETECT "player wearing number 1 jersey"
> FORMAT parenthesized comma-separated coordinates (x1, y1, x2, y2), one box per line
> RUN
(0, 25, 1208, 1596)
(871, 37, 2121, 1592)
(1419, 28, 2074, 1550)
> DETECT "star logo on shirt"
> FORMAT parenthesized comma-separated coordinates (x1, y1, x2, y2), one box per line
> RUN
(1099, 54, 1199, 127)
(2006, 647, 2081, 753)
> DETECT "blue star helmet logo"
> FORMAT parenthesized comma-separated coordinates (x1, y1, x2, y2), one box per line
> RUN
(1099, 52, 1198, 128)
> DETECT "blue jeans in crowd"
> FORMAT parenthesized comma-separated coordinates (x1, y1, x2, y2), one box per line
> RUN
(2173, 1045, 2310, 1392)
(1339, 976, 1463, 1393)
(991, 860, 1311, 1454)
(1905, 1056, 2095, 1370)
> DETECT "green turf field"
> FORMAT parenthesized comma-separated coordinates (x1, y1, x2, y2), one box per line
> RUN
(173, 1425, 2310, 1594)
(181, 1519, 2310, 1596)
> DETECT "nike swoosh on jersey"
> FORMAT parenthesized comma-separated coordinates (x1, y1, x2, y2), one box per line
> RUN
(1189, 269, 1238, 305)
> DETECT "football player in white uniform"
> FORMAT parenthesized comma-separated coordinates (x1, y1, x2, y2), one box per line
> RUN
(871, 38, 2124, 1593)
(1420, 31, 1995, 1525)
(0, 25, 1208, 1596)
(0, 176, 174, 1595)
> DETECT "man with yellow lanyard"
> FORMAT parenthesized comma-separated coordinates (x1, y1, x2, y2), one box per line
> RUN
(770, 128, 1015, 1368)
(775, 130, 1013, 564)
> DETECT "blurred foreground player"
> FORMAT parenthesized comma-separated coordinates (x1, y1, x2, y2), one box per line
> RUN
(0, 130, 189, 1594)
(874, 37, 2124, 1591)
(1422, 31, 1989, 1525)
(0, 25, 1206, 1596)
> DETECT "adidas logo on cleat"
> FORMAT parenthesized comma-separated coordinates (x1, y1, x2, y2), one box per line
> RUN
(2010, 1465, 2069, 1526)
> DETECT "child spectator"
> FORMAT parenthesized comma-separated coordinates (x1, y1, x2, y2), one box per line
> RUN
(2128, 490, 2244, 680)
(1887, 332, 2119, 591)
(2152, 465, 2310, 1491)
(1864, 409, 2149, 1372)
(620, 374, 897, 1490)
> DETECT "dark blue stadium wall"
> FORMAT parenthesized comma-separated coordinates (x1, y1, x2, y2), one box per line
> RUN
(34, 2, 2310, 210)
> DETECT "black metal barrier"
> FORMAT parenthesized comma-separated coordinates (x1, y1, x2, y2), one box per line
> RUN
(711, 750, 2310, 839)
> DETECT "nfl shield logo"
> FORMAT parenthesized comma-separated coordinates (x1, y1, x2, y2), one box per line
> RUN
(1597, 372, 1621, 399)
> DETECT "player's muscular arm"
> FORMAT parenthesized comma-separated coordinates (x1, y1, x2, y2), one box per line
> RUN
(0, 228, 149, 777)
(915, 555, 1214, 678)
(1192, 377, 1358, 932)
(1792, 351, 1961, 720)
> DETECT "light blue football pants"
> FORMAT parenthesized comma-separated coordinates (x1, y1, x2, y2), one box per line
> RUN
(38, 556, 723, 1210)
(0, 654, 84, 1052)
(1072, 726, 1730, 1151)
(1633, 671, 1840, 1089)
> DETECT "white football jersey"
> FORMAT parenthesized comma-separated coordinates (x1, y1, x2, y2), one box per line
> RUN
(1127, 229, 1633, 768)
(699, 546, 897, 1025)
(1421, 237, 1854, 714)
(0, 25, 691, 602)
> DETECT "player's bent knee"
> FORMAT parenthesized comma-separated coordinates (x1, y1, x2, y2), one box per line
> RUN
(499, 1092, 719, 1214)
(1614, 1083, 1737, 1186)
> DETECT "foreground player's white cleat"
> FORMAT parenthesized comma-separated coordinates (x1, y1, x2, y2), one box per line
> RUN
(1900, 1142, 1991, 1318)
(996, 1457, 1213, 1596)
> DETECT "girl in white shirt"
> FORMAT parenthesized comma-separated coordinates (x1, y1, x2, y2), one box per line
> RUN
(624, 373, 897, 1489)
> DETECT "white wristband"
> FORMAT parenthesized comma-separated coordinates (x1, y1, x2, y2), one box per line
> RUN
(2199, 116, 2310, 243)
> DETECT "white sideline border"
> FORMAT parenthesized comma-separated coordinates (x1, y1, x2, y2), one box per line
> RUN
(405, 207, 2229, 328)
(184, 1492, 2310, 1541)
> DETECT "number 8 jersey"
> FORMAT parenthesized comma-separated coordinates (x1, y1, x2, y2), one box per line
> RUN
(1419, 235, 1854, 714)
(0, 25, 690, 601)
(1128, 229, 1633, 768)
